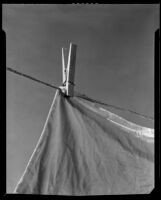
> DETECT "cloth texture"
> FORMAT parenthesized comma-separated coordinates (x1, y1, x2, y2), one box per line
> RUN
(14, 91, 154, 195)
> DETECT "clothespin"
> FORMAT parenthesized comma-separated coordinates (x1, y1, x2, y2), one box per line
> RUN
(61, 43, 77, 97)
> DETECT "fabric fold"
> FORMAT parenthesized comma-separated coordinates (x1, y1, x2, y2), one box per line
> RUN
(14, 91, 154, 195)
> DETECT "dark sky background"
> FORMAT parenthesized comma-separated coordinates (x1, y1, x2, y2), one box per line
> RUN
(4, 4, 159, 193)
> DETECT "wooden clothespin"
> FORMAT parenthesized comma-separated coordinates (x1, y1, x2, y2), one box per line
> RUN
(61, 43, 77, 97)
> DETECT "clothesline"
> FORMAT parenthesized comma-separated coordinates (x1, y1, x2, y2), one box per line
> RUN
(7, 67, 60, 90)
(7, 67, 154, 121)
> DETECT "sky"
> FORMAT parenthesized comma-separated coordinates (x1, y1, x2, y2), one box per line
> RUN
(4, 4, 159, 193)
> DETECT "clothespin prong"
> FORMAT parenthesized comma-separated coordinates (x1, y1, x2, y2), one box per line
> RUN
(62, 47, 67, 85)
(66, 43, 77, 97)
